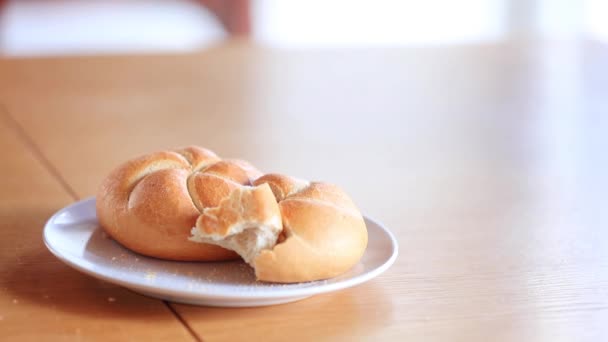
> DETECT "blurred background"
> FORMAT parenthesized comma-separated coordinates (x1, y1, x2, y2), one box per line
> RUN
(0, 0, 607, 56)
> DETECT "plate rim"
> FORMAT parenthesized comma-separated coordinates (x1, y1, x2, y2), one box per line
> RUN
(43, 197, 399, 300)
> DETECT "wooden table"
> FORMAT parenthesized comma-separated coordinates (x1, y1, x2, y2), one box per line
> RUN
(1, 39, 607, 341)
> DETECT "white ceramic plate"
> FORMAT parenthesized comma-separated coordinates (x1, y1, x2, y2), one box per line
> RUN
(43, 197, 398, 307)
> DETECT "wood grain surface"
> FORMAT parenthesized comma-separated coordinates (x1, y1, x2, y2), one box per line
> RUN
(0, 39, 607, 341)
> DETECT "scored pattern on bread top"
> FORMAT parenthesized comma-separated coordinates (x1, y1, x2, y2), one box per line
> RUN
(174, 146, 220, 172)
(123, 146, 262, 213)
(253, 174, 361, 217)
(96, 146, 263, 261)
(250, 174, 364, 245)
(187, 159, 263, 212)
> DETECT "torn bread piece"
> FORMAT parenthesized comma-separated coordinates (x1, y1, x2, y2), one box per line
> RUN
(189, 183, 282, 265)
(190, 174, 368, 284)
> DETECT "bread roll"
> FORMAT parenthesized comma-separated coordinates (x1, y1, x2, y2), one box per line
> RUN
(191, 174, 368, 283)
(96, 146, 262, 261)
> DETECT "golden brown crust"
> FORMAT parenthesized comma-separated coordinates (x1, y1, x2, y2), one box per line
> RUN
(253, 174, 309, 201)
(174, 146, 221, 171)
(253, 197, 367, 282)
(203, 159, 263, 184)
(96, 146, 261, 261)
(207, 173, 369, 283)
(188, 173, 241, 211)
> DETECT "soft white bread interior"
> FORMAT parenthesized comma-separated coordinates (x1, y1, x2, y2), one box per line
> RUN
(191, 174, 368, 283)
(189, 184, 282, 264)
(96, 146, 262, 261)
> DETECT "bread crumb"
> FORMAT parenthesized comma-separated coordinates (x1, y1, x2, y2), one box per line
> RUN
(43, 294, 49, 299)
(107, 297, 116, 302)
(111, 257, 117, 261)
(145, 271, 157, 281)
(12, 299, 18, 304)
(0, 315, 4, 320)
